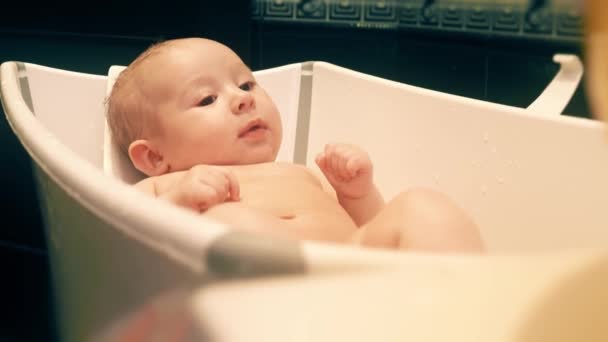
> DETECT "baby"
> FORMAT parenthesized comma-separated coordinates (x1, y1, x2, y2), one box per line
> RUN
(107, 37, 484, 253)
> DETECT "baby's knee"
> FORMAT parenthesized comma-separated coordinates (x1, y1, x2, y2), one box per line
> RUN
(390, 187, 484, 253)
(391, 187, 458, 216)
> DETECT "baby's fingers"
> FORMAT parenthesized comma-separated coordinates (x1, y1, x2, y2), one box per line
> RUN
(315, 152, 327, 170)
(186, 183, 222, 211)
(346, 155, 371, 176)
(219, 168, 240, 201)
(336, 148, 351, 179)
(330, 152, 342, 176)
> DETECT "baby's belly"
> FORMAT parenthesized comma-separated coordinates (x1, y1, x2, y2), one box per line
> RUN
(238, 180, 357, 241)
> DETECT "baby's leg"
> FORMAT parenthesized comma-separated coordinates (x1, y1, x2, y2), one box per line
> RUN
(353, 188, 484, 253)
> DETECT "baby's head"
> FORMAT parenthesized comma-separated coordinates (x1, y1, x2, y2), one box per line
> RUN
(107, 38, 282, 176)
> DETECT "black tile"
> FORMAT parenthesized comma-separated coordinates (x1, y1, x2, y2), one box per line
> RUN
(466, 6, 491, 30)
(420, 5, 439, 26)
(493, 8, 522, 32)
(265, 0, 294, 18)
(441, 5, 464, 28)
(523, 9, 554, 34)
(252, 0, 264, 18)
(399, 3, 418, 25)
(364, 1, 397, 22)
(486, 52, 559, 108)
(395, 38, 486, 100)
(330, 1, 361, 21)
(297, 0, 326, 19)
(556, 9, 582, 36)
(259, 29, 397, 80)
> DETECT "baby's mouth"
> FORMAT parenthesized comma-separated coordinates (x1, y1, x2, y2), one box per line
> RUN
(238, 119, 268, 137)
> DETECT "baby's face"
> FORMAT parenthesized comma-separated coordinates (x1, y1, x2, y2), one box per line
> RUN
(141, 39, 282, 170)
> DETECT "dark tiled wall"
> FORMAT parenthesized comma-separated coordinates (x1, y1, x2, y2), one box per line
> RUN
(250, 0, 590, 118)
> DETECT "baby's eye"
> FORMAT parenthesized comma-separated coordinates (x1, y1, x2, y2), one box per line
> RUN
(198, 95, 216, 106)
(239, 81, 255, 91)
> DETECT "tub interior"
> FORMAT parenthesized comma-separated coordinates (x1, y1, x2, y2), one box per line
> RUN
(12, 60, 608, 254)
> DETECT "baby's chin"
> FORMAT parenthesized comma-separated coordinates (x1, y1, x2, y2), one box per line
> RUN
(237, 147, 280, 165)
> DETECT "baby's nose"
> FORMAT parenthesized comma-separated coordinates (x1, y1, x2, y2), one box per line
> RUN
(232, 91, 255, 114)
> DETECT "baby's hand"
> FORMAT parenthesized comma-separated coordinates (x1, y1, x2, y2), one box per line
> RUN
(315, 143, 374, 199)
(160, 165, 240, 212)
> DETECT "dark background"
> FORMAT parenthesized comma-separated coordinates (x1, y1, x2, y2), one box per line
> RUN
(0, 0, 589, 340)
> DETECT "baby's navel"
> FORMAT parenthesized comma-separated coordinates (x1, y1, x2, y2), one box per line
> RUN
(279, 214, 296, 220)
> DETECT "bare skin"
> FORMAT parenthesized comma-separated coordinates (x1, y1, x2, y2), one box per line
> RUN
(137, 162, 356, 242)
(137, 161, 484, 253)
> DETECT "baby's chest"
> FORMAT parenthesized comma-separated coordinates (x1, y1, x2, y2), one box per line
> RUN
(231, 163, 318, 186)
(230, 163, 323, 205)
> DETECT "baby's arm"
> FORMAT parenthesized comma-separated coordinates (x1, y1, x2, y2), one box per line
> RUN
(134, 170, 186, 197)
(316, 143, 385, 226)
(134, 165, 239, 212)
(337, 185, 385, 227)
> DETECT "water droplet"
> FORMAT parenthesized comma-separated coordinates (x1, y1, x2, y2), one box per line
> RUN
(483, 133, 489, 144)
(480, 185, 487, 195)
(496, 176, 504, 184)
(434, 175, 440, 184)
(491, 146, 498, 154)
(506, 159, 513, 167)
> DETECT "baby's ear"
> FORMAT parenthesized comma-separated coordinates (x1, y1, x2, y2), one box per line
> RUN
(128, 140, 169, 177)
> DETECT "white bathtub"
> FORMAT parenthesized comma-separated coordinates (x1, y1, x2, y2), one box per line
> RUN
(2, 55, 608, 341)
